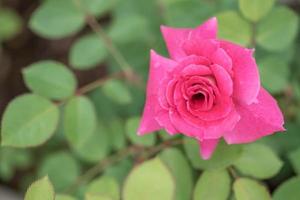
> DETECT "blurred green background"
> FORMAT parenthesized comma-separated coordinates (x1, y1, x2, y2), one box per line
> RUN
(0, 0, 300, 199)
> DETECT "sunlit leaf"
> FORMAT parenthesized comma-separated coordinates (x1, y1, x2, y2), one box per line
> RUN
(1, 94, 59, 147)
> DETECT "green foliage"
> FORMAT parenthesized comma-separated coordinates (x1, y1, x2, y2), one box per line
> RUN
(72, 123, 111, 163)
(233, 143, 283, 179)
(258, 56, 289, 93)
(257, 6, 298, 51)
(125, 117, 156, 146)
(85, 176, 120, 199)
(123, 157, 175, 200)
(0, 147, 32, 181)
(193, 170, 231, 200)
(160, 148, 193, 200)
(288, 148, 300, 174)
(1, 94, 59, 147)
(56, 194, 77, 200)
(106, 119, 126, 151)
(25, 176, 55, 200)
(81, 0, 118, 17)
(238, 0, 275, 22)
(104, 159, 133, 184)
(217, 11, 252, 46)
(29, 0, 85, 39)
(273, 177, 300, 200)
(38, 151, 80, 191)
(109, 15, 151, 44)
(233, 178, 271, 200)
(1, 0, 300, 199)
(0, 8, 22, 41)
(64, 96, 97, 147)
(102, 80, 132, 105)
(23, 61, 77, 100)
(184, 138, 242, 170)
(70, 34, 107, 70)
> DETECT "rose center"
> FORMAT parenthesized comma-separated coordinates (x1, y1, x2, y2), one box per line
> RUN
(192, 93, 205, 102)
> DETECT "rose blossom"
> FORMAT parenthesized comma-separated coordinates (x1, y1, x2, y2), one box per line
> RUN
(137, 17, 285, 159)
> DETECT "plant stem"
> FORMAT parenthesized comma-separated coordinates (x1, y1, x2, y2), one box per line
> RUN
(64, 138, 183, 194)
(228, 166, 239, 179)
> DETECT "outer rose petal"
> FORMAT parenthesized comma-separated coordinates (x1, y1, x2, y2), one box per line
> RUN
(199, 139, 219, 160)
(161, 17, 217, 60)
(224, 88, 285, 144)
(221, 41, 260, 105)
(138, 50, 177, 135)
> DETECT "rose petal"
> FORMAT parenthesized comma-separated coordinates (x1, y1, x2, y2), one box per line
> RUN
(183, 39, 219, 58)
(160, 26, 192, 60)
(221, 41, 260, 105)
(169, 109, 204, 138)
(198, 138, 219, 160)
(192, 17, 218, 40)
(210, 64, 233, 96)
(224, 88, 285, 144)
(160, 18, 217, 60)
(138, 50, 177, 135)
(211, 48, 233, 73)
(155, 110, 178, 135)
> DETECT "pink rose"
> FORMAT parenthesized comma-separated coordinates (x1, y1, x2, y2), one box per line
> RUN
(138, 18, 285, 159)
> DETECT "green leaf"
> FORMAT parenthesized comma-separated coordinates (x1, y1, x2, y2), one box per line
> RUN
(29, 0, 85, 39)
(273, 177, 300, 200)
(86, 176, 120, 200)
(123, 157, 175, 200)
(73, 123, 111, 163)
(102, 80, 132, 105)
(23, 61, 77, 100)
(0, 147, 33, 180)
(233, 178, 271, 200)
(193, 170, 231, 200)
(56, 194, 77, 200)
(70, 34, 107, 70)
(81, 0, 118, 17)
(85, 194, 113, 200)
(38, 152, 80, 191)
(217, 11, 252, 46)
(160, 148, 193, 200)
(104, 159, 133, 184)
(125, 117, 156, 147)
(257, 6, 299, 51)
(1, 94, 59, 147)
(64, 96, 97, 147)
(238, 0, 275, 22)
(258, 56, 289, 93)
(259, 123, 300, 155)
(160, 0, 216, 27)
(25, 176, 55, 200)
(234, 143, 283, 179)
(0, 8, 22, 41)
(109, 15, 150, 44)
(183, 138, 242, 170)
(288, 148, 300, 174)
(106, 118, 126, 151)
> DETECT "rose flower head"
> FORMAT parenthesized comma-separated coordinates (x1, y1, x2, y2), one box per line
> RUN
(138, 17, 285, 159)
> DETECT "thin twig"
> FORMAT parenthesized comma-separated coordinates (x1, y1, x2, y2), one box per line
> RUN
(228, 166, 239, 179)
